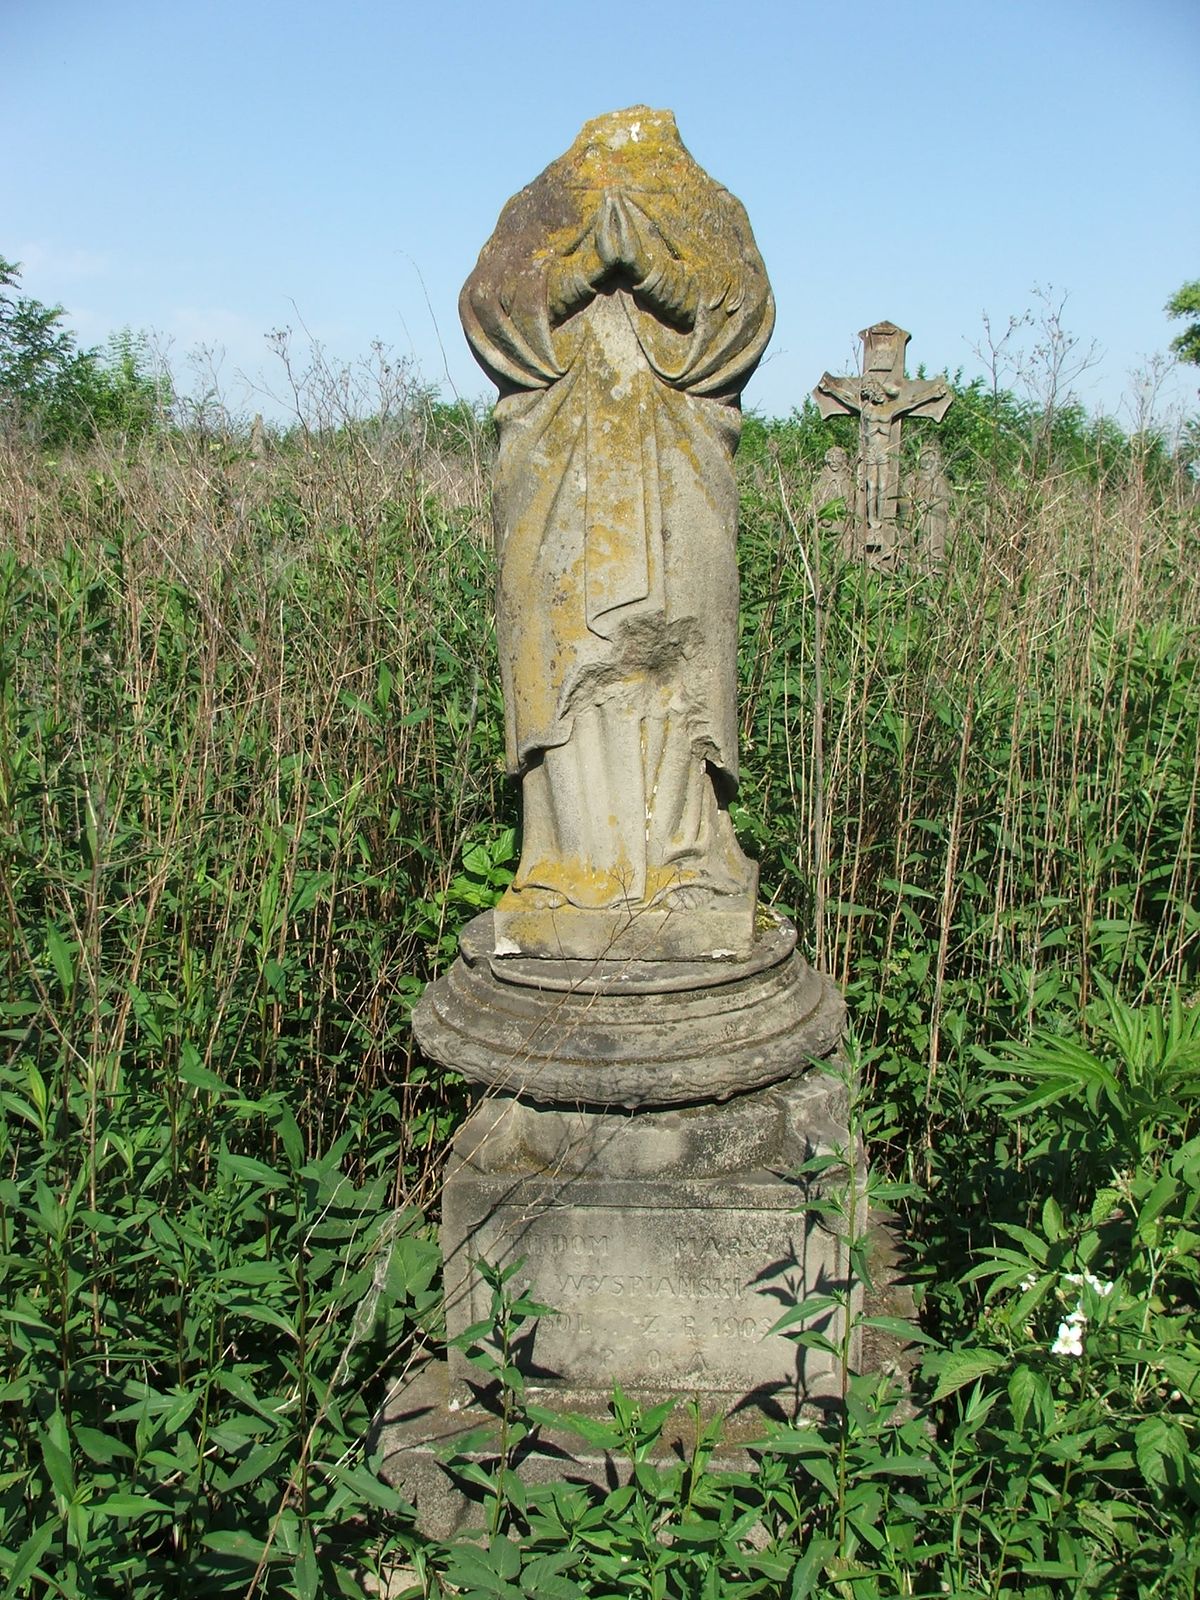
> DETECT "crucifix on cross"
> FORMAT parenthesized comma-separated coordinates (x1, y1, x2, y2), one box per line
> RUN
(814, 322, 953, 553)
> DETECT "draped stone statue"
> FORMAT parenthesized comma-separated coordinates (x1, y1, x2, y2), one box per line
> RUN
(460, 107, 775, 960)
(812, 445, 856, 550)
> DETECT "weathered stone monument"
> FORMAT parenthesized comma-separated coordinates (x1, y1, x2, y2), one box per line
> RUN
(377, 108, 889, 1530)
(815, 322, 953, 568)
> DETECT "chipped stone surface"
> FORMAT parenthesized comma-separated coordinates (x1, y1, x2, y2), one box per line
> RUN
(454, 1068, 850, 1180)
(460, 106, 773, 959)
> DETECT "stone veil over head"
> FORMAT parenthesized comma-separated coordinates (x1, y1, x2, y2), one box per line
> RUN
(460, 106, 775, 962)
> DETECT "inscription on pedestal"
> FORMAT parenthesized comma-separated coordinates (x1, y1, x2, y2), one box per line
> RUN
(444, 1170, 859, 1409)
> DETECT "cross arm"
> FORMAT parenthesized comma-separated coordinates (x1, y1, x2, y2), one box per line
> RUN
(895, 377, 954, 422)
(812, 372, 861, 420)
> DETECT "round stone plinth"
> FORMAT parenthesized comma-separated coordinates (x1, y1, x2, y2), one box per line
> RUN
(411, 910, 845, 1109)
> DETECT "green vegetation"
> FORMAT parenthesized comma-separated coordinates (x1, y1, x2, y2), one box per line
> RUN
(0, 259, 170, 446)
(1166, 280, 1200, 368)
(0, 322, 1198, 1596)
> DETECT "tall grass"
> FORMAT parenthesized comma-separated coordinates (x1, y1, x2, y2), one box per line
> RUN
(738, 423, 1198, 1128)
(1, 366, 1197, 1594)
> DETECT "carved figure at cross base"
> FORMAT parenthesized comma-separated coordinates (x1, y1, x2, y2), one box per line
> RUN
(902, 442, 953, 569)
(814, 322, 953, 568)
(811, 445, 855, 550)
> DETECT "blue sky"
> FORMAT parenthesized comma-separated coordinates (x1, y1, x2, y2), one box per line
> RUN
(8, 0, 1199, 431)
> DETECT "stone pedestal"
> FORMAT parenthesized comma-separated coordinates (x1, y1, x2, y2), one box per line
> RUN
(374, 833, 925, 1542)
(441, 1074, 862, 1413)
(372, 910, 910, 1534)
(412, 910, 855, 1403)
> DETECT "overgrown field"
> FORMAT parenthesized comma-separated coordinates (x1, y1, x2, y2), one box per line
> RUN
(1, 378, 1198, 1597)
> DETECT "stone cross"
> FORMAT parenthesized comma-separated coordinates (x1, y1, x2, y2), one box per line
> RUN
(814, 322, 952, 559)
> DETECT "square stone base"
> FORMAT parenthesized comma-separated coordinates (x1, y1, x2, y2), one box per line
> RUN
(377, 1066, 919, 1538)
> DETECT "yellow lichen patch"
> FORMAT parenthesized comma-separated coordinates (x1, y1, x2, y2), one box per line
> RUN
(563, 107, 695, 195)
(508, 853, 639, 910)
(532, 106, 740, 294)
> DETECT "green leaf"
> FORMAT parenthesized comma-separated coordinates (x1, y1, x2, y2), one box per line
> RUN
(45, 926, 75, 1001)
(326, 1461, 414, 1515)
(521, 1575, 585, 1600)
(445, 1458, 501, 1495)
(930, 1349, 1005, 1402)
(203, 1528, 271, 1562)
(1136, 1415, 1188, 1493)
(178, 1044, 230, 1094)
(858, 1314, 936, 1344)
(41, 1409, 74, 1504)
(295, 1525, 318, 1600)
(443, 1543, 524, 1598)
(1137, 1173, 1179, 1233)
(769, 1293, 842, 1334)
(1008, 1364, 1040, 1431)
(2, 1518, 57, 1594)
(226, 1301, 298, 1339)
(526, 1405, 620, 1448)
(789, 1534, 836, 1597)
(74, 1426, 132, 1465)
(489, 1537, 520, 1580)
(223, 1440, 288, 1492)
(95, 1493, 170, 1518)
(272, 1104, 305, 1168)
(217, 1149, 289, 1190)
(789, 1449, 838, 1494)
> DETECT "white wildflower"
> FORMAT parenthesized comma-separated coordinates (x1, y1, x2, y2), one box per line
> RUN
(1063, 1270, 1113, 1297)
(1051, 1309, 1087, 1358)
(1051, 1321, 1084, 1357)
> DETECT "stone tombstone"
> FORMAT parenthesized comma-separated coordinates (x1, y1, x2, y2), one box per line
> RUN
(814, 322, 953, 568)
(382, 110, 897, 1532)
